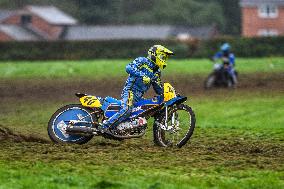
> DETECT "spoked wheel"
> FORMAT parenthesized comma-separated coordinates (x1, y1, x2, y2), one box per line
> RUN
(153, 104, 196, 148)
(204, 73, 216, 89)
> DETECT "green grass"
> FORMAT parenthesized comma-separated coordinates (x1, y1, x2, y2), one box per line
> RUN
(0, 91, 283, 189)
(1, 91, 283, 136)
(194, 92, 284, 130)
(0, 57, 283, 79)
(0, 160, 283, 189)
(0, 57, 283, 188)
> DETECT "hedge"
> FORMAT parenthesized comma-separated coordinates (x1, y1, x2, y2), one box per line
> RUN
(199, 36, 284, 58)
(0, 36, 283, 60)
(0, 40, 186, 60)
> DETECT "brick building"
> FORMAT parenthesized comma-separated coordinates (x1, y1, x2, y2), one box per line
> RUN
(0, 5, 77, 41)
(241, 0, 284, 37)
(0, 5, 218, 41)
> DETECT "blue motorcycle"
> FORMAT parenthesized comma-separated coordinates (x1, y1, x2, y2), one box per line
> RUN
(47, 83, 196, 148)
(204, 58, 238, 89)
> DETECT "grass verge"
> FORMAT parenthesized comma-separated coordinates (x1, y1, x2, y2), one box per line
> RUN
(0, 57, 283, 79)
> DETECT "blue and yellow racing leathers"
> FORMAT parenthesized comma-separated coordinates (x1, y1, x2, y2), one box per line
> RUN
(102, 57, 163, 129)
(213, 51, 237, 84)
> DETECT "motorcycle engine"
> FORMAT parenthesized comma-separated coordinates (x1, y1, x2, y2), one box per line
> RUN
(116, 117, 147, 131)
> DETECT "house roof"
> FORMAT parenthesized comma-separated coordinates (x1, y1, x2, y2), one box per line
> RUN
(172, 26, 217, 39)
(0, 10, 14, 22)
(64, 25, 217, 41)
(0, 25, 39, 41)
(240, 0, 284, 7)
(65, 25, 172, 40)
(26, 5, 77, 25)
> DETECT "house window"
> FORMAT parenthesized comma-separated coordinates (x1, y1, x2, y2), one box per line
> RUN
(21, 15, 32, 25)
(258, 29, 278, 37)
(258, 4, 278, 18)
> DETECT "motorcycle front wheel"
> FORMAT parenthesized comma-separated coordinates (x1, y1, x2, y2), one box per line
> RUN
(153, 104, 196, 148)
(204, 73, 216, 89)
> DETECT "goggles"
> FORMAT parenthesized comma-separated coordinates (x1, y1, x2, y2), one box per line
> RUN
(158, 54, 168, 62)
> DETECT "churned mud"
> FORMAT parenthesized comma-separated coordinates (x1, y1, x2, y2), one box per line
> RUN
(0, 130, 283, 171)
(0, 73, 284, 101)
(0, 73, 283, 171)
(0, 125, 49, 143)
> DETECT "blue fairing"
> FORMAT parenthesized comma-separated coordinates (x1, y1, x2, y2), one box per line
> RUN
(101, 95, 187, 119)
(102, 96, 163, 119)
(101, 96, 121, 111)
(165, 96, 187, 107)
(130, 96, 163, 118)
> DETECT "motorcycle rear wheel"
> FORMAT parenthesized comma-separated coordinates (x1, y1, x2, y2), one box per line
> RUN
(47, 104, 96, 144)
(153, 104, 196, 148)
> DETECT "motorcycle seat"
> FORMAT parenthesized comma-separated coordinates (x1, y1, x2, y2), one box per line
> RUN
(104, 96, 122, 106)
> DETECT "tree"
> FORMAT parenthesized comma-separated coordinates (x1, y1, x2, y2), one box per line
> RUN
(218, 0, 241, 35)
(71, 0, 117, 24)
(152, 0, 224, 27)
(114, 0, 225, 29)
(199, 0, 241, 35)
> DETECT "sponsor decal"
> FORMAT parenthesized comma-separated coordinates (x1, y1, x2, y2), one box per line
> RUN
(132, 106, 142, 112)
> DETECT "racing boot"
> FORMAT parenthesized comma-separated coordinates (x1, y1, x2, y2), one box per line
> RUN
(98, 121, 112, 134)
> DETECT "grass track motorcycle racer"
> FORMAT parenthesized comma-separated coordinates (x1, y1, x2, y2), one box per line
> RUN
(48, 83, 196, 148)
(204, 59, 238, 89)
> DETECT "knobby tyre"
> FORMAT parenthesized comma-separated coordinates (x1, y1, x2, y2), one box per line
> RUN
(153, 104, 196, 148)
(204, 73, 216, 89)
(47, 104, 96, 144)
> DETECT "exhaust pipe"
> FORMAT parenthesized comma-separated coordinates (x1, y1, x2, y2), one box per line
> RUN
(66, 126, 97, 135)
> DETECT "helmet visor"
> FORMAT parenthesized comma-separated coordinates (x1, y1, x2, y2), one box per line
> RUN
(158, 54, 168, 62)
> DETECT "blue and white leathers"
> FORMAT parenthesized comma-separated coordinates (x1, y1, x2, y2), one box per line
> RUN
(213, 51, 235, 66)
(103, 57, 163, 129)
(213, 51, 237, 81)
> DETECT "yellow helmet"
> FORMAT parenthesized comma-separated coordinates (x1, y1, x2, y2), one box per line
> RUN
(148, 45, 174, 69)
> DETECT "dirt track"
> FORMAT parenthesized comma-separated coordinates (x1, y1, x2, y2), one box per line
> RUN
(0, 72, 283, 143)
(0, 127, 283, 172)
(0, 73, 283, 173)
(1, 72, 284, 101)
(0, 126, 49, 143)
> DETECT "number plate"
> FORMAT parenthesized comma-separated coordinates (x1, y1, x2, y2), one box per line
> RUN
(80, 96, 102, 108)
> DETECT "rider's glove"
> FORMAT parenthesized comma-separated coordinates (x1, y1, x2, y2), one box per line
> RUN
(142, 76, 151, 84)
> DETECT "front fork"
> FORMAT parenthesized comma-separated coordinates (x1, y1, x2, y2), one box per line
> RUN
(165, 106, 168, 128)
(156, 106, 177, 132)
